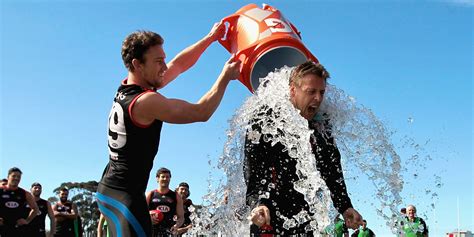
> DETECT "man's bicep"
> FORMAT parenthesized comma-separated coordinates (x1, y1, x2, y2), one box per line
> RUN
(140, 93, 197, 124)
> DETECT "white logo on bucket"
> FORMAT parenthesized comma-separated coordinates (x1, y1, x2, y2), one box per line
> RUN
(264, 18, 291, 33)
(5, 201, 19, 208)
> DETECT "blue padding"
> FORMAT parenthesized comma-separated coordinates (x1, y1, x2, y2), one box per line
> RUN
(97, 192, 146, 237)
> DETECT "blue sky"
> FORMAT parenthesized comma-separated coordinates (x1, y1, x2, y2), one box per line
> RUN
(1, 0, 472, 235)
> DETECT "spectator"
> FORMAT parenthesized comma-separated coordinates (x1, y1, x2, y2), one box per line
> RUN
(52, 188, 78, 237)
(0, 167, 39, 237)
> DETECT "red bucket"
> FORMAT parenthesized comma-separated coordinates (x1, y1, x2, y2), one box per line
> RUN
(219, 4, 318, 92)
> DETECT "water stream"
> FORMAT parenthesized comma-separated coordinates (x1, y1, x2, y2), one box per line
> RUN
(188, 66, 440, 236)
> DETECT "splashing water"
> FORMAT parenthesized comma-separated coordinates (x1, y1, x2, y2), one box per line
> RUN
(188, 66, 440, 236)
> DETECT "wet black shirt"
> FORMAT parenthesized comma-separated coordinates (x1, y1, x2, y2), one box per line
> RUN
(244, 110, 353, 232)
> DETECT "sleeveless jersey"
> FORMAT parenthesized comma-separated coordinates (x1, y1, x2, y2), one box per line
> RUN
(26, 198, 49, 233)
(148, 190, 177, 230)
(55, 201, 74, 235)
(0, 187, 28, 226)
(100, 81, 163, 193)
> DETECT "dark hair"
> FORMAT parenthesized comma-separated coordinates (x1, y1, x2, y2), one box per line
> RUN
(8, 167, 22, 176)
(290, 61, 330, 86)
(401, 207, 406, 213)
(60, 187, 69, 193)
(178, 182, 189, 189)
(1, 178, 7, 183)
(31, 182, 42, 188)
(176, 182, 190, 198)
(363, 219, 367, 223)
(122, 30, 164, 72)
(156, 167, 171, 177)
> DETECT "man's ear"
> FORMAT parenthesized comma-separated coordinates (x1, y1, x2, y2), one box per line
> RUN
(289, 84, 296, 98)
(132, 58, 141, 71)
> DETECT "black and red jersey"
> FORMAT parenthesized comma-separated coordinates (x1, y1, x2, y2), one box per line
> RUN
(100, 80, 163, 194)
(148, 189, 177, 230)
(0, 187, 28, 226)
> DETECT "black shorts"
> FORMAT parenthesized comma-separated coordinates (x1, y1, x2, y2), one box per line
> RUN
(97, 184, 151, 237)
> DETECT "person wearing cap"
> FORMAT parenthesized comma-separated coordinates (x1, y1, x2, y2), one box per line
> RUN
(26, 182, 56, 237)
(146, 168, 184, 236)
(403, 205, 428, 237)
(244, 61, 363, 235)
(0, 167, 39, 237)
(175, 182, 193, 235)
(97, 21, 241, 237)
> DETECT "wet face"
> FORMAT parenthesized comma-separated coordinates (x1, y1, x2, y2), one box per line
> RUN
(31, 185, 42, 197)
(59, 190, 69, 203)
(136, 44, 167, 89)
(157, 173, 171, 189)
(7, 171, 21, 188)
(289, 74, 326, 120)
(177, 186, 189, 199)
(407, 206, 416, 219)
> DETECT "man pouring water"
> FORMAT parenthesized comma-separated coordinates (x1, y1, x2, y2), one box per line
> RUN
(244, 61, 363, 235)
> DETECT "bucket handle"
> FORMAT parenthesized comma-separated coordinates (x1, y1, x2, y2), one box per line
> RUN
(218, 14, 240, 52)
(289, 22, 302, 39)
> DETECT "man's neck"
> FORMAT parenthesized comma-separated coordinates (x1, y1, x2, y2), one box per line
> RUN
(6, 184, 18, 190)
(127, 72, 151, 89)
(158, 187, 170, 193)
(34, 196, 41, 201)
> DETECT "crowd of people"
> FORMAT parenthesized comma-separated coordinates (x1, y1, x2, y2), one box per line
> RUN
(2, 20, 429, 237)
(0, 167, 83, 237)
(0, 166, 429, 237)
(0, 166, 194, 237)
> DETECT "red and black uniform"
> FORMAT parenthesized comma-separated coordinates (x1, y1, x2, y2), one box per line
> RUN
(98, 80, 163, 237)
(182, 199, 193, 227)
(244, 110, 353, 236)
(25, 198, 49, 237)
(54, 201, 75, 237)
(0, 187, 29, 237)
(148, 189, 178, 236)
